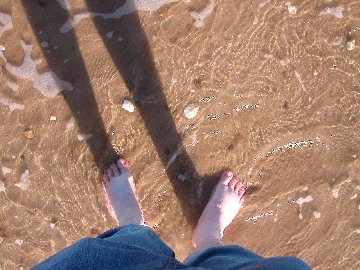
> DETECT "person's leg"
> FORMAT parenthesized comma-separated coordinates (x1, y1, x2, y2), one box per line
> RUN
(184, 171, 311, 270)
(33, 159, 184, 270)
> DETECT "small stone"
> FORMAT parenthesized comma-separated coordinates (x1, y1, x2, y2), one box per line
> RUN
(0, 45, 5, 51)
(184, 104, 199, 119)
(346, 39, 355, 51)
(50, 116, 57, 121)
(122, 99, 135, 112)
(24, 128, 35, 139)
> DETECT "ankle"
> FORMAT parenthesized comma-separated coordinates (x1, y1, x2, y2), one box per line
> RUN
(194, 238, 224, 251)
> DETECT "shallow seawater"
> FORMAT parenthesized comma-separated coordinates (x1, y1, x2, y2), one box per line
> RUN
(0, 0, 360, 269)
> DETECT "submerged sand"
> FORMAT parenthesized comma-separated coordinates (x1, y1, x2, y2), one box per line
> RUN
(0, 0, 359, 269)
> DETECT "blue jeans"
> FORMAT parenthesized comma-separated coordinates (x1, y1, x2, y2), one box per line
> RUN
(33, 225, 311, 270)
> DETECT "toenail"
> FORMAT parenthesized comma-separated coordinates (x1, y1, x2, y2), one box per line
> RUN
(119, 158, 125, 165)
(226, 171, 233, 177)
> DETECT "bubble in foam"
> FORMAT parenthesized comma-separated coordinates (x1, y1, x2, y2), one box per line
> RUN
(15, 170, 30, 190)
(59, 0, 179, 33)
(0, 40, 73, 97)
(0, 98, 25, 111)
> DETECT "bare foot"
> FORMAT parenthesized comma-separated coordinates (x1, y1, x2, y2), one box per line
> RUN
(102, 158, 144, 226)
(192, 171, 245, 250)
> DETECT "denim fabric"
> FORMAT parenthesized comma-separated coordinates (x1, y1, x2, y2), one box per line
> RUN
(32, 225, 311, 270)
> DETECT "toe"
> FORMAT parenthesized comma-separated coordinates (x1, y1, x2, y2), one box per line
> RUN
(118, 158, 130, 170)
(220, 170, 233, 185)
(106, 168, 113, 178)
(238, 186, 246, 199)
(102, 175, 110, 185)
(234, 181, 243, 192)
(228, 177, 238, 189)
(110, 163, 121, 176)
(117, 159, 131, 176)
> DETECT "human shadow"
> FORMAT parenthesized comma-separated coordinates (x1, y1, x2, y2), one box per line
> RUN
(21, 0, 118, 172)
(22, 0, 220, 227)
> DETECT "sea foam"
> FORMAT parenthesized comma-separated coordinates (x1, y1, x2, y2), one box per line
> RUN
(0, 41, 73, 97)
(59, 0, 179, 33)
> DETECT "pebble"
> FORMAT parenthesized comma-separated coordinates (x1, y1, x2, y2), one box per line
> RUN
(346, 39, 355, 51)
(122, 99, 135, 113)
(50, 116, 57, 121)
(24, 128, 35, 139)
(0, 45, 5, 51)
(184, 104, 199, 119)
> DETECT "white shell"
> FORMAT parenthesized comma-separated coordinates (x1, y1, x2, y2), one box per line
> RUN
(122, 99, 135, 112)
(184, 104, 199, 119)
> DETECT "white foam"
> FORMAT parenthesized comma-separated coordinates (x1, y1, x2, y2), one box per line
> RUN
(246, 211, 274, 222)
(66, 119, 75, 129)
(280, 58, 290, 66)
(56, 0, 70, 10)
(313, 211, 321, 218)
(2, 166, 12, 175)
(0, 40, 73, 97)
(331, 37, 343, 46)
(296, 195, 313, 206)
(332, 185, 340, 198)
(259, 0, 270, 9)
(15, 170, 30, 190)
(41, 41, 49, 48)
(106, 31, 114, 39)
(319, 5, 344, 19)
(0, 12, 13, 37)
(6, 81, 19, 91)
(14, 239, 23, 245)
(294, 71, 306, 91)
(285, 2, 297, 15)
(60, 0, 179, 33)
(0, 180, 5, 192)
(190, 0, 215, 28)
(0, 98, 25, 111)
(77, 133, 93, 141)
(166, 148, 181, 170)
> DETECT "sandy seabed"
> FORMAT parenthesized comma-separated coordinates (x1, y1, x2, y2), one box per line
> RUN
(0, 0, 359, 269)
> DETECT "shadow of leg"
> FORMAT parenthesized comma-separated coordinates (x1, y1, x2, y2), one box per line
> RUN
(84, 0, 220, 227)
(21, 0, 118, 172)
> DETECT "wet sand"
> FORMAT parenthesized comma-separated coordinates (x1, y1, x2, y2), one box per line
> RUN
(0, 0, 360, 269)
